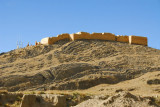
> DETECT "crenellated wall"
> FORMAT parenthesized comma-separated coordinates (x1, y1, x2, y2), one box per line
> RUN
(40, 32, 148, 46)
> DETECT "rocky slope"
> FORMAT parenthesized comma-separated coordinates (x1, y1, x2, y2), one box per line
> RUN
(74, 91, 159, 107)
(1, 70, 160, 107)
(0, 39, 160, 92)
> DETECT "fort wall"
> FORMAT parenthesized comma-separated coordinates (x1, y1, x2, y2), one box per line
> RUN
(57, 33, 71, 40)
(102, 33, 116, 41)
(90, 33, 103, 40)
(70, 32, 116, 41)
(41, 37, 50, 45)
(89, 33, 115, 41)
(70, 32, 91, 40)
(129, 36, 148, 46)
(41, 33, 71, 45)
(116, 35, 129, 43)
(40, 32, 148, 46)
(48, 37, 60, 45)
(70, 34, 84, 41)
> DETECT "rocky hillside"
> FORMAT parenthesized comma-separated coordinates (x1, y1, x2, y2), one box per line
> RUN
(1, 70, 160, 107)
(0, 39, 160, 92)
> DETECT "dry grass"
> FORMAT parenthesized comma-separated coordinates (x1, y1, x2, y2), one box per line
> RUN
(0, 90, 8, 94)
(155, 96, 160, 106)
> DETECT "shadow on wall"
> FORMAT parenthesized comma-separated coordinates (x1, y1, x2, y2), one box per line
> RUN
(40, 32, 148, 46)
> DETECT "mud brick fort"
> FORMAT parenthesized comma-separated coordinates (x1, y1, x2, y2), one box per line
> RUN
(40, 32, 148, 46)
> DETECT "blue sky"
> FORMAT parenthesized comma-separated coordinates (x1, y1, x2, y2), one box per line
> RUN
(0, 0, 160, 52)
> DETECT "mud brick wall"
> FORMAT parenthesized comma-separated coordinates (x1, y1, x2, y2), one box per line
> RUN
(90, 33, 103, 40)
(41, 34, 71, 45)
(57, 33, 71, 40)
(48, 37, 60, 44)
(102, 33, 116, 41)
(129, 36, 148, 46)
(116, 36, 129, 43)
(40, 32, 148, 46)
(70, 32, 90, 40)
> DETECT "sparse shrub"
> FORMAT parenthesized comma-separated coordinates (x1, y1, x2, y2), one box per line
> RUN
(10, 101, 21, 107)
(66, 92, 91, 106)
(31, 91, 36, 94)
(155, 96, 160, 106)
(72, 92, 87, 102)
(4, 104, 10, 107)
(38, 91, 45, 94)
(72, 92, 80, 101)
(16, 96, 22, 101)
(0, 90, 8, 94)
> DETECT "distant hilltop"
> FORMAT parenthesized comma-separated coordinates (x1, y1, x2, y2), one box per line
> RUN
(39, 32, 148, 46)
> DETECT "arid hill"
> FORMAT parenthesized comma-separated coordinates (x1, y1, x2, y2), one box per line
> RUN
(1, 39, 160, 106)
(0, 39, 160, 92)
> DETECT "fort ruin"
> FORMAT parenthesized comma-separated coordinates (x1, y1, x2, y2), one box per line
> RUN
(40, 32, 148, 46)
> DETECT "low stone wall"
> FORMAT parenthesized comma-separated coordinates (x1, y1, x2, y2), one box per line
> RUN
(129, 36, 148, 46)
(40, 32, 148, 46)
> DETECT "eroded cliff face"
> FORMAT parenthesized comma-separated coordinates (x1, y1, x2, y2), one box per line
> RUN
(0, 92, 66, 107)
(0, 90, 91, 107)
(20, 94, 66, 107)
(0, 91, 159, 107)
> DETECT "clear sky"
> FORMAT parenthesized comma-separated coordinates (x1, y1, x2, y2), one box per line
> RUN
(0, 0, 160, 52)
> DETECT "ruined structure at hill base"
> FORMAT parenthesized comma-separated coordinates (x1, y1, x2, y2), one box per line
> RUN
(40, 32, 148, 46)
